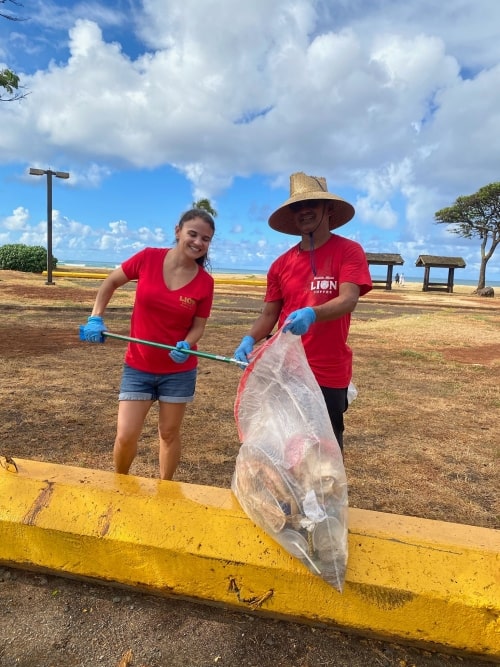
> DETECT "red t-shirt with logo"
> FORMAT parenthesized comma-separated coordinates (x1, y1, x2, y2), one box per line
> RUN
(121, 247, 214, 374)
(265, 234, 372, 388)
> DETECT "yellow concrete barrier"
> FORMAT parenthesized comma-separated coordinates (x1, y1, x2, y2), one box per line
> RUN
(43, 271, 266, 286)
(43, 270, 110, 279)
(0, 458, 498, 661)
(214, 277, 267, 287)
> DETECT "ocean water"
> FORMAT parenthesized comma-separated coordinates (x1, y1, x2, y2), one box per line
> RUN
(372, 276, 500, 288)
(213, 268, 499, 287)
(58, 260, 499, 287)
(59, 260, 122, 270)
(59, 260, 268, 276)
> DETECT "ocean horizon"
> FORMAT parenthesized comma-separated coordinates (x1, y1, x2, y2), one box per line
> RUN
(58, 259, 500, 288)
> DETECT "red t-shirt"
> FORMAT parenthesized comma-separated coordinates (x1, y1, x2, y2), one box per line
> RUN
(121, 247, 214, 374)
(265, 234, 372, 388)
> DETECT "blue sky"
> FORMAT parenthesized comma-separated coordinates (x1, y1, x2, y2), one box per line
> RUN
(1, 0, 500, 281)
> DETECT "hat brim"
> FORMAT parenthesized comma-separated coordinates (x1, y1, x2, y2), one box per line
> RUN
(268, 192, 355, 235)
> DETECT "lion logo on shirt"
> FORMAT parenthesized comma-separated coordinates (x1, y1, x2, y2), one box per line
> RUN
(179, 296, 196, 309)
(310, 275, 338, 295)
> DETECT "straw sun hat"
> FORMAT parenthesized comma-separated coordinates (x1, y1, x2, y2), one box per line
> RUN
(268, 172, 355, 235)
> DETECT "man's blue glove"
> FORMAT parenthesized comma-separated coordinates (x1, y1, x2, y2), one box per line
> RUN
(234, 335, 255, 366)
(169, 340, 191, 363)
(79, 316, 107, 343)
(282, 307, 316, 335)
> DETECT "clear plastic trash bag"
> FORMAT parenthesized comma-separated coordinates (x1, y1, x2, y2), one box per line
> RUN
(231, 330, 348, 592)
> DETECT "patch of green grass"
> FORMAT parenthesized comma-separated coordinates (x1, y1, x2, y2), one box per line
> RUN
(469, 314, 492, 323)
(399, 349, 427, 360)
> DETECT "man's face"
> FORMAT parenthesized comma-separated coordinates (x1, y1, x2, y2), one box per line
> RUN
(289, 199, 328, 234)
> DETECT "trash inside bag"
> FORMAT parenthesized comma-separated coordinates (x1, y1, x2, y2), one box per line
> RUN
(231, 330, 348, 592)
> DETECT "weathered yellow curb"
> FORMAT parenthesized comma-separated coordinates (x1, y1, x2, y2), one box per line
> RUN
(46, 270, 110, 279)
(214, 277, 266, 287)
(1, 458, 499, 661)
(44, 270, 267, 286)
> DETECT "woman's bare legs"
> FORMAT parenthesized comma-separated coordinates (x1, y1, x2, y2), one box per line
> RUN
(158, 402, 187, 480)
(113, 400, 153, 475)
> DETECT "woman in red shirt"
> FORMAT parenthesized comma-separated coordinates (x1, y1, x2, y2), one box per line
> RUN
(80, 208, 215, 479)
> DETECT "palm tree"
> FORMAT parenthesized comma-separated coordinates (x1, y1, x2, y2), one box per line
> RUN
(192, 198, 217, 218)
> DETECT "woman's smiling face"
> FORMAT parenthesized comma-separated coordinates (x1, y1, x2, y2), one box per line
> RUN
(176, 217, 214, 259)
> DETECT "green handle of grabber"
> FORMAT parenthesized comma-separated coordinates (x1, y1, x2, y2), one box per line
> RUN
(102, 332, 248, 366)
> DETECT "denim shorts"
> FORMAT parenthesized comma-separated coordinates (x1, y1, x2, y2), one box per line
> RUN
(118, 364, 197, 403)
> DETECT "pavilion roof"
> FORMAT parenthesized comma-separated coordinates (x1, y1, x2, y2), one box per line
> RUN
(415, 255, 466, 268)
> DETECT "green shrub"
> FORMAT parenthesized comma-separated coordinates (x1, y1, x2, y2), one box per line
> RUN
(0, 244, 58, 273)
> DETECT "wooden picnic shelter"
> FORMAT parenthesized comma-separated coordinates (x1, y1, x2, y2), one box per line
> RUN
(365, 253, 404, 290)
(415, 255, 466, 293)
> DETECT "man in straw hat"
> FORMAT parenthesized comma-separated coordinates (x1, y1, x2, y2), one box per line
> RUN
(234, 172, 372, 452)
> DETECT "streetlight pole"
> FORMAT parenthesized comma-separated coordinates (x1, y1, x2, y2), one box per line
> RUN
(29, 167, 70, 285)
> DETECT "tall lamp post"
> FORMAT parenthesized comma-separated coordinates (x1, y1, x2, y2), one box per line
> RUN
(29, 167, 70, 285)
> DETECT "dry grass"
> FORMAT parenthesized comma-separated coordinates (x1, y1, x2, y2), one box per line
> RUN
(0, 270, 498, 531)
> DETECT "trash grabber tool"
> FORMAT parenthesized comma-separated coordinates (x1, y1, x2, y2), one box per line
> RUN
(102, 331, 248, 367)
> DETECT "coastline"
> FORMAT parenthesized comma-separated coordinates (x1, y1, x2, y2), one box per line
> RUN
(54, 265, 266, 284)
(55, 263, 498, 292)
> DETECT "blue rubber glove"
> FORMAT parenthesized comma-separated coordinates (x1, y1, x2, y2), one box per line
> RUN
(79, 315, 107, 343)
(282, 307, 316, 335)
(169, 340, 191, 363)
(234, 335, 255, 366)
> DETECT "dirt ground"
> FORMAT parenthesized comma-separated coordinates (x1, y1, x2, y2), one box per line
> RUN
(0, 270, 498, 667)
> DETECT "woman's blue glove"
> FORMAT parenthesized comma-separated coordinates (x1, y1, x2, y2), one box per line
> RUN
(79, 316, 107, 343)
(169, 340, 191, 363)
(234, 335, 255, 366)
(283, 307, 316, 335)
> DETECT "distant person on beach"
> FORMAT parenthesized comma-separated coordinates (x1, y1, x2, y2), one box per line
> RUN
(233, 172, 372, 452)
(399, 272, 405, 286)
(394, 272, 400, 285)
(79, 208, 216, 480)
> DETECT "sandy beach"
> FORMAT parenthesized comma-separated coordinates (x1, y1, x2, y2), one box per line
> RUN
(52, 265, 493, 290)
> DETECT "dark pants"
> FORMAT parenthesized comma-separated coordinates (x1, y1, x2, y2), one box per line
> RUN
(320, 386, 349, 453)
